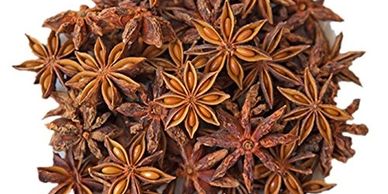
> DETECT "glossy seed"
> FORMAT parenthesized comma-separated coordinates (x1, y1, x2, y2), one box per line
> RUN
(33, 44, 46, 56)
(203, 27, 219, 42)
(163, 97, 182, 105)
(224, 18, 232, 38)
(193, 57, 207, 68)
(132, 144, 142, 163)
(112, 179, 127, 194)
(101, 166, 122, 174)
(113, 147, 126, 162)
(188, 110, 196, 127)
(236, 29, 253, 42)
(198, 106, 211, 118)
(139, 170, 161, 180)
(210, 55, 223, 71)
(201, 94, 219, 101)
(169, 79, 184, 93)
(173, 44, 181, 61)
(236, 47, 255, 57)
(187, 71, 195, 90)
(230, 58, 240, 76)
(173, 108, 186, 121)
(322, 107, 340, 116)
(269, 176, 280, 192)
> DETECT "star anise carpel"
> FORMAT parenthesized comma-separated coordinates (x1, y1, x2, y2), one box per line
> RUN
(66, 38, 145, 110)
(89, 134, 175, 194)
(156, 61, 230, 139)
(197, 84, 296, 192)
(38, 151, 103, 194)
(278, 68, 353, 146)
(188, 0, 271, 89)
(238, 22, 309, 107)
(14, 32, 82, 98)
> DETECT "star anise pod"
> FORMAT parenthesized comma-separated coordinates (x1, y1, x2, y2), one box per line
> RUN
(38, 151, 103, 194)
(197, 84, 296, 192)
(14, 32, 82, 98)
(116, 70, 168, 153)
(319, 33, 365, 85)
(44, 5, 104, 50)
(47, 106, 118, 160)
(254, 124, 316, 194)
(278, 68, 353, 146)
(89, 135, 175, 194)
(188, 0, 271, 88)
(66, 38, 145, 110)
(286, 0, 343, 30)
(331, 99, 368, 162)
(156, 61, 230, 138)
(238, 22, 308, 107)
(175, 142, 239, 194)
(242, 0, 295, 24)
(97, 3, 176, 48)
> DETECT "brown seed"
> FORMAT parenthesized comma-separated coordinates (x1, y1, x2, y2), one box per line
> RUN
(112, 179, 127, 194)
(173, 108, 186, 121)
(113, 147, 126, 162)
(187, 71, 195, 90)
(33, 44, 46, 56)
(132, 144, 142, 163)
(203, 27, 220, 42)
(236, 47, 255, 57)
(139, 170, 161, 180)
(230, 58, 240, 76)
(188, 110, 196, 127)
(101, 166, 122, 174)
(198, 105, 211, 118)
(201, 94, 219, 101)
(163, 97, 182, 105)
(236, 29, 253, 42)
(169, 79, 184, 93)
(224, 18, 232, 38)
(210, 55, 223, 72)
(173, 44, 181, 60)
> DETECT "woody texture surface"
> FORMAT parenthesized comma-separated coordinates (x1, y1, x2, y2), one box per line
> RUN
(14, 0, 368, 194)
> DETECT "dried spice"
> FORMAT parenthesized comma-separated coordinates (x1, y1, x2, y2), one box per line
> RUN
(15, 0, 368, 193)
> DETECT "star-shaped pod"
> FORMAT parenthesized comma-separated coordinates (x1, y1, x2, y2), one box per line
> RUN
(14, 32, 82, 98)
(44, 5, 103, 50)
(89, 134, 175, 194)
(66, 38, 145, 110)
(156, 61, 230, 138)
(197, 84, 296, 192)
(38, 151, 103, 194)
(278, 68, 352, 146)
(189, 0, 271, 88)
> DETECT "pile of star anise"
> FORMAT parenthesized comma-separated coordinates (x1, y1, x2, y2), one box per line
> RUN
(15, 0, 368, 193)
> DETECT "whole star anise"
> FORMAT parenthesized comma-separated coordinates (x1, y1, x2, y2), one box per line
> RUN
(47, 106, 118, 160)
(278, 68, 352, 146)
(174, 142, 239, 194)
(14, 32, 82, 98)
(116, 70, 168, 153)
(238, 22, 309, 107)
(66, 38, 145, 110)
(38, 151, 103, 194)
(44, 5, 104, 50)
(156, 61, 230, 138)
(254, 125, 316, 194)
(189, 0, 271, 88)
(197, 84, 296, 192)
(89, 135, 175, 194)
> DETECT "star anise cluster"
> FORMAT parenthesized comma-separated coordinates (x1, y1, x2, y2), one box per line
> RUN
(15, 0, 367, 193)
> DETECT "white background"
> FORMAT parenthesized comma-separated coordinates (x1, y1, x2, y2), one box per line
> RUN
(0, 0, 387, 193)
